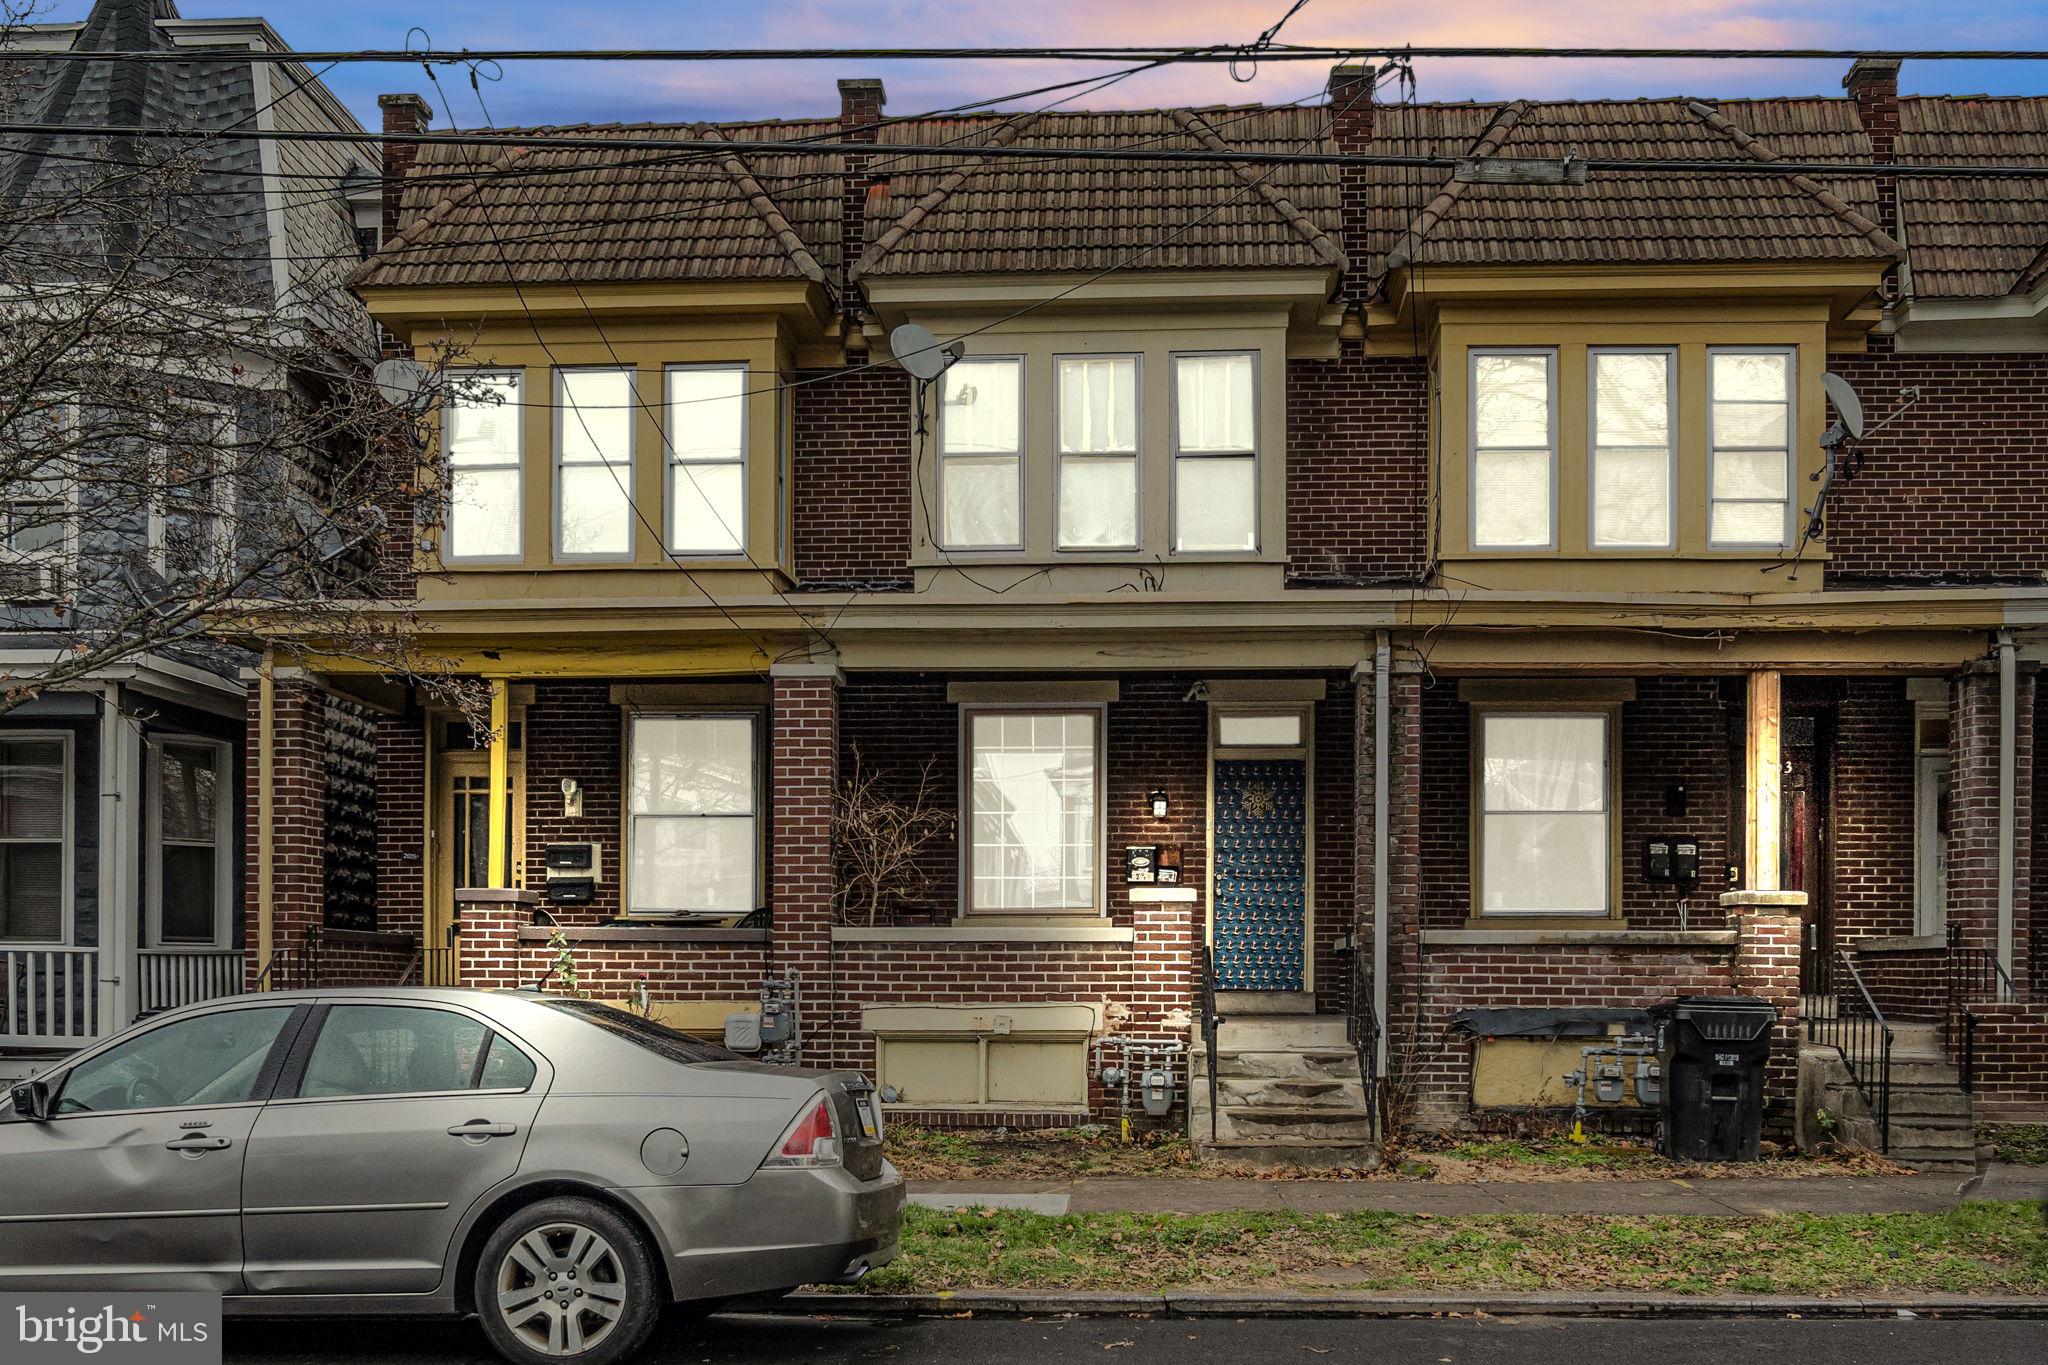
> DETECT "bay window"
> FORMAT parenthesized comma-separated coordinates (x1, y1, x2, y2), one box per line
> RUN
(1709, 347, 1794, 548)
(965, 708, 1101, 915)
(554, 367, 634, 560)
(626, 713, 760, 915)
(149, 738, 230, 946)
(2, 403, 73, 599)
(0, 734, 68, 943)
(1056, 355, 1139, 550)
(444, 370, 523, 562)
(1471, 349, 1556, 550)
(151, 401, 237, 581)
(939, 356, 1024, 551)
(1172, 352, 1258, 553)
(1589, 348, 1675, 549)
(665, 364, 748, 556)
(1477, 711, 1612, 918)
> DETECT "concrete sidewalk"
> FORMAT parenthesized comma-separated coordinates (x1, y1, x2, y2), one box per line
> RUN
(907, 1163, 2048, 1217)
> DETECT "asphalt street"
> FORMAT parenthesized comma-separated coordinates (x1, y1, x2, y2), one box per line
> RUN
(221, 1310, 2048, 1365)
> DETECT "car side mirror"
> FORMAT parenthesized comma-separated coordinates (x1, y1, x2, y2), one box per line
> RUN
(10, 1080, 50, 1122)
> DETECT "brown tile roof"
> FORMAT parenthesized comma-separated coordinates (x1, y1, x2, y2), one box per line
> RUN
(1896, 96, 2048, 298)
(353, 119, 842, 290)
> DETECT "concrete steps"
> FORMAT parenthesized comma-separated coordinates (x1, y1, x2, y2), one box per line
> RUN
(1802, 1042, 1977, 1173)
(1191, 1013, 1378, 1170)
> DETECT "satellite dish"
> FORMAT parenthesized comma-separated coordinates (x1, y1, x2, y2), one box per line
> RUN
(374, 357, 428, 407)
(1821, 372, 1865, 441)
(889, 323, 965, 382)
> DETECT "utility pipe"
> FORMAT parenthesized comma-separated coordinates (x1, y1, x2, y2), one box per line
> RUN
(1373, 631, 1391, 1079)
(256, 649, 276, 986)
(1996, 631, 2016, 976)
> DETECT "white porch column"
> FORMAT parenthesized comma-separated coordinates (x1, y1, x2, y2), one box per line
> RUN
(1744, 670, 1784, 893)
(96, 685, 144, 1034)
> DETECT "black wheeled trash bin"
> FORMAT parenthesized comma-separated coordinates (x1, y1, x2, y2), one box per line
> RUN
(1650, 995, 1776, 1162)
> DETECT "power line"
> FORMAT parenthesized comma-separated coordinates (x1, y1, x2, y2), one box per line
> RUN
(11, 121, 2048, 178)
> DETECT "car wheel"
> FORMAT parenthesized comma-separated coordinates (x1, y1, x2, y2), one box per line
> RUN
(474, 1197, 662, 1365)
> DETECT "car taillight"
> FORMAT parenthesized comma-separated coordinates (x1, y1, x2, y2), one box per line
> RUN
(762, 1094, 840, 1168)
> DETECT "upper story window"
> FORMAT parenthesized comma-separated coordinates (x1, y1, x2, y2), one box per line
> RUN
(1708, 348, 1794, 548)
(1056, 355, 1138, 550)
(444, 370, 523, 563)
(1471, 350, 1556, 550)
(939, 356, 1024, 551)
(1589, 348, 1676, 550)
(0, 733, 68, 944)
(554, 367, 634, 561)
(150, 400, 238, 582)
(1, 404, 73, 601)
(665, 364, 748, 556)
(1172, 352, 1259, 554)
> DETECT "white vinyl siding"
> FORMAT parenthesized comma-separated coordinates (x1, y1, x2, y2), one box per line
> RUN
(626, 713, 759, 915)
(0, 733, 69, 943)
(664, 364, 748, 556)
(965, 709, 1102, 915)
(443, 370, 524, 563)
(553, 368, 635, 561)
(1478, 712, 1610, 917)
(1589, 348, 1676, 549)
(1056, 355, 1139, 551)
(939, 357, 1024, 551)
(1709, 347, 1795, 548)
(1171, 352, 1258, 553)
(1470, 349, 1557, 550)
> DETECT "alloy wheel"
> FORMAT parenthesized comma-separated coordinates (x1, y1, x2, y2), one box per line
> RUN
(494, 1221, 629, 1357)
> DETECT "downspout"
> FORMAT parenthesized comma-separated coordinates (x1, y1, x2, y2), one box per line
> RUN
(1373, 631, 1391, 1079)
(96, 683, 124, 1036)
(256, 649, 276, 988)
(1996, 630, 2016, 976)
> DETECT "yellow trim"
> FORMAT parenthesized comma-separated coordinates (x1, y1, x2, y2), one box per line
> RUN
(487, 680, 511, 890)
(359, 279, 827, 326)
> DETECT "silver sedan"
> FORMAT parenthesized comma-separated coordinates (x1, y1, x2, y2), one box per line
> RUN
(0, 988, 904, 1365)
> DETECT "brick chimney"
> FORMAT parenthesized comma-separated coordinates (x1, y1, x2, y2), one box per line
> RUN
(837, 78, 887, 306)
(377, 93, 434, 244)
(1843, 57, 1900, 235)
(1328, 64, 1376, 308)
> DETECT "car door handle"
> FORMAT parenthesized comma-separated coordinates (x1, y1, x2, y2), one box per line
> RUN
(447, 1120, 517, 1139)
(164, 1134, 231, 1152)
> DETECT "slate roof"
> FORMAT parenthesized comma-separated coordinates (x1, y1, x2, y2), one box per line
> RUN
(362, 86, 2048, 305)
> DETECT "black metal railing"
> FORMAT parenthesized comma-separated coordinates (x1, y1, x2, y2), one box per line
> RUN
(1805, 946, 1893, 1153)
(249, 926, 323, 993)
(2031, 922, 2046, 1000)
(1946, 923, 2023, 1092)
(1345, 945, 1381, 1140)
(1198, 942, 1222, 1143)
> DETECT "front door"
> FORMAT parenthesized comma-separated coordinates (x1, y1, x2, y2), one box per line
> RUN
(1209, 708, 1312, 993)
(432, 746, 524, 986)
(0, 1002, 303, 1291)
(1784, 712, 1831, 995)
(242, 1001, 548, 1294)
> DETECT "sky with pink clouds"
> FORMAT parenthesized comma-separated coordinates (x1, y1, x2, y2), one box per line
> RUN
(63, 1, 2048, 128)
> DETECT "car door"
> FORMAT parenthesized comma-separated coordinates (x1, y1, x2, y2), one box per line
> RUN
(0, 1002, 305, 1292)
(241, 1000, 549, 1295)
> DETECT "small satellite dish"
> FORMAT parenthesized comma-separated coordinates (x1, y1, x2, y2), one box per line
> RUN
(1821, 372, 1865, 441)
(373, 357, 428, 407)
(889, 323, 965, 382)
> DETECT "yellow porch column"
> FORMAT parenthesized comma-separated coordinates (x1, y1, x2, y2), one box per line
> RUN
(1744, 671, 1783, 892)
(486, 679, 511, 889)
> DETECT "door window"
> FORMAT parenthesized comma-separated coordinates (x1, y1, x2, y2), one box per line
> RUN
(56, 1006, 294, 1114)
(297, 1005, 495, 1098)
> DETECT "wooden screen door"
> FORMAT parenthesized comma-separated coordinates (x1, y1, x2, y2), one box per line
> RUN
(431, 750, 525, 985)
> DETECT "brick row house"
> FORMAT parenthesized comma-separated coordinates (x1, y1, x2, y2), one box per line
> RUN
(242, 59, 2048, 1163)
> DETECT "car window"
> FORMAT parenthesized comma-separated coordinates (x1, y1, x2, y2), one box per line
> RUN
(478, 1033, 537, 1091)
(298, 1005, 489, 1098)
(537, 997, 745, 1065)
(56, 1007, 295, 1114)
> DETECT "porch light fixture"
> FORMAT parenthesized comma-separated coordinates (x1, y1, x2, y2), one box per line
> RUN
(1149, 789, 1169, 819)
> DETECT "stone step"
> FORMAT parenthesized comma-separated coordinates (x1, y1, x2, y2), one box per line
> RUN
(1208, 1014, 1351, 1051)
(1821, 1080, 1973, 1119)
(1213, 1075, 1368, 1109)
(1881, 1147, 1976, 1173)
(1191, 1047, 1359, 1081)
(1192, 1137, 1382, 1171)
(1197, 1105, 1374, 1145)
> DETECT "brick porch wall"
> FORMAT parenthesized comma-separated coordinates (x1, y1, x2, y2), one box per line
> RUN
(1831, 679, 1918, 943)
(1951, 668, 2037, 987)
(1956, 1002, 2048, 1122)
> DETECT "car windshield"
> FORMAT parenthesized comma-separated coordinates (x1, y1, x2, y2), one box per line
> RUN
(537, 998, 747, 1065)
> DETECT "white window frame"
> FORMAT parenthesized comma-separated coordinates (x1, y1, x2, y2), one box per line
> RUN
(1, 401, 78, 601)
(958, 704, 1107, 918)
(1707, 344, 1797, 550)
(623, 710, 764, 918)
(551, 366, 637, 564)
(1587, 346, 1678, 551)
(1474, 708, 1615, 920)
(663, 362, 750, 558)
(1054, 351, 1143, 554)
(145, 735, 233, 949)
(1468, 347, 1559, 552)
(0, 730, 73, 946)
(1168, 349, 1261, 557)
(936, 355, 1026, 553)
(441, 368, 525, 566)
(1913, 697, 1951, 938)
(147, 398, 238, 580)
